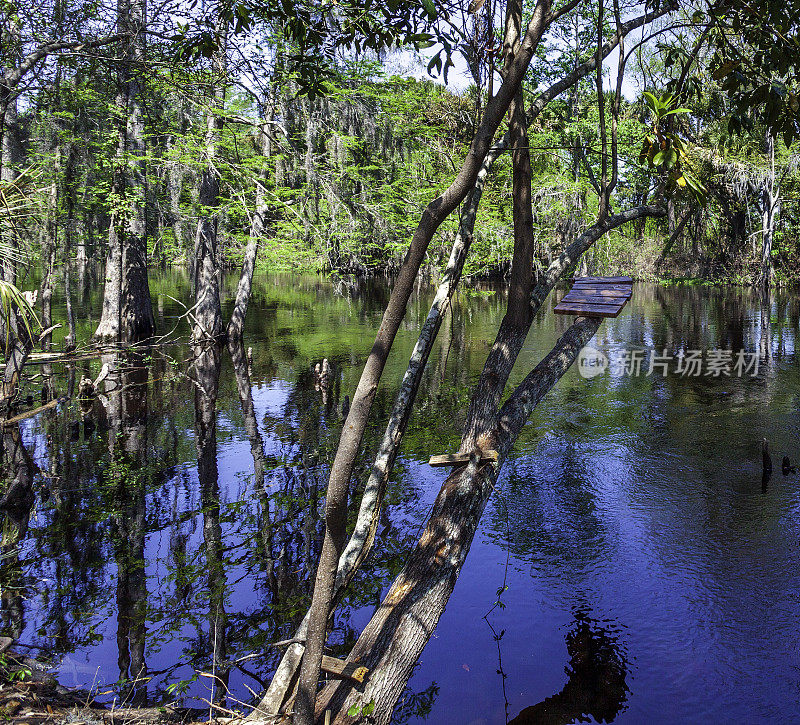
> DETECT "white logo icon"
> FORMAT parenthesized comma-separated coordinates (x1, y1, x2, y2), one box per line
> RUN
(577, 346, 608, 378)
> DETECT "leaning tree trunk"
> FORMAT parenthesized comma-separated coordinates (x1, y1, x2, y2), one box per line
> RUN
(227, 121, 271, 340)
(315, 317, 602, 723)
(95, 0, 154, 342)
(291, 5, 554, 720)
(258, 5, 671, 713)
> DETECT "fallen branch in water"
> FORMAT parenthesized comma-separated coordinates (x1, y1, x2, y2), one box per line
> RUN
(1, 396, 66, 426)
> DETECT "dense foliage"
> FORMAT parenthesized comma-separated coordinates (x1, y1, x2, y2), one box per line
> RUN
(1, 0, 799, 293)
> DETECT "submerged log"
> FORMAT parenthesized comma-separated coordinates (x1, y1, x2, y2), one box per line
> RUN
(761, 438, 772, 475)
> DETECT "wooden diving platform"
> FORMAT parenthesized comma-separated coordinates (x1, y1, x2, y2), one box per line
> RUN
(554, 276, 633, 318)
(429, 449, 499, 467)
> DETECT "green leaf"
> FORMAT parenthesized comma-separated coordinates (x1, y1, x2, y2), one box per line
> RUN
(711, 61, 736, 80)
(363, 700, 376, 715)
(347, 703, 361, 717)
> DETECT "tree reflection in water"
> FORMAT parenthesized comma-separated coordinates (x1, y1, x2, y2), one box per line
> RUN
(0, 423, 35, 641)
(509, 609, 629, 725)
(103, 353, 149, 706)
(0, 275, 797, 722)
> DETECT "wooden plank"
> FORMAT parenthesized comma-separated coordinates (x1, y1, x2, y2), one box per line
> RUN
(428, 449, 499, 467)
(321, 655, 369, 683)
(562, 293, 630, 304)
(563, 288, 630, 298)
(570, 282, 632, 292)
(561, 294, 631, 305)
(571, 276, 633, 283)
(553, 301, 625, 318)
(563, 287, 631, 297)
(567, 285, 631, 295)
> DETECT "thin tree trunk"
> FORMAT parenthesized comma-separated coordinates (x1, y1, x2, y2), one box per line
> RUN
(657, 206, 695, 268)
(64, 265, 77, 351)
(166, 100, 187, 265)
(227, 121, 270, 340)
(316, 317, 602, 723)
(40, 169, 57, 350)
(193, 23, 227, 342)
(0, 15, 21, 285)
(759, 131, 778, 289)
(291, 5, 555, 721)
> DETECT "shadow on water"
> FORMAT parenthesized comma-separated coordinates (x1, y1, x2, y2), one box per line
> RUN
(508, 609, 629, 725)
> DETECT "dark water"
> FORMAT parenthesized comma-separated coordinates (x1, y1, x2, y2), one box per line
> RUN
(3, 270, 800, 723)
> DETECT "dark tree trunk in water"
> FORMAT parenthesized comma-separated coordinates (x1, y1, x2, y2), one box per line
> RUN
(95, 0, 154, 343)
(105, 355, 148, 705)
(192, 342, 229, 699)
(0, 425, 34, 640)
(193, 24, 227, 342)
(1, 297, 35, 407)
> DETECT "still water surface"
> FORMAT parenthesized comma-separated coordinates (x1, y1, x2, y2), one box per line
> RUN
(3, 271, 799, 723)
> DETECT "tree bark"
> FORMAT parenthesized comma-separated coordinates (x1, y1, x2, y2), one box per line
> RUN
(462, 84, 534, 449)
(0, 13, 21, 285)
(291, 4, 556, 721)
(227, 121, 271, 340)
(95, 0, 154, 342)
(759, 131, 778, 289)
(315, 317, 602, 723)
(193, 23, 227, 342)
